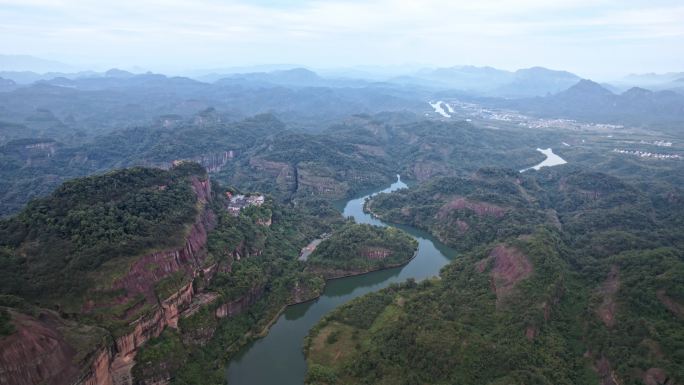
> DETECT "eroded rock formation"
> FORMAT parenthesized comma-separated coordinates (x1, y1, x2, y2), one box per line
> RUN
(215, 286, 265, 319)
(0, 175, 231, 385)
(437, 197, 507, 219)
(476, 245, 533, 302)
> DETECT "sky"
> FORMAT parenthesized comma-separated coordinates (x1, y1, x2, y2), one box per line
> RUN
(1, 0, 683, 79)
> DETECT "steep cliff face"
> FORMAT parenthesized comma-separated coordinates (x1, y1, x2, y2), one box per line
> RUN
(0, 177, 216, 385)
(230, 239, 264, 261)
(109, 207, 215, 305)
(190, 176, 212, 204)
(113, 280, 195, 359)
(161, 281, 195, 329)
(103, 280, 196, 385)
(77, 347, 114, 385)
(1, 170, 281, 385)
(76, 178, 214, 385)
(215, 286, 265, 319)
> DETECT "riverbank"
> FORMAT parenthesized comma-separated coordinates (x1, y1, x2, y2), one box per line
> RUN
(254, 250, 419, 339)
(221, 228, 419, 367)
(227, 176, 456, 385)
(304, 222, 418, 280)
(307, 249, 419, 280)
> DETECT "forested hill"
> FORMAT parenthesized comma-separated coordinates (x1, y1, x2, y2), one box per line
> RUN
(0, 113, 286, 216)
(0, 162, 207, 305)
(306, 222, 418, 278)
(305, 168, 684, 385)
(0, 111, 561, 217)
(0, 161, 344, 385)
(0, 163, 212, 384)
(488, 79, 684, 129)
(366, 168, 550, 250)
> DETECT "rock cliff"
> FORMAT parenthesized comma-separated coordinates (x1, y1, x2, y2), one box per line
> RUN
(0, 175, 220, 385)
(77, 177, 214, 385)
(108, 207, 215, 305)
(215, 286, 265, 319)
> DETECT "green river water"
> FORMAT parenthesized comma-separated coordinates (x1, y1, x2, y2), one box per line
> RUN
(226, 176, 458, 384)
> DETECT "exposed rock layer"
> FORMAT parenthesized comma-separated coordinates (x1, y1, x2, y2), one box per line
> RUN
(0, 311, 80, 385)
(476, 245, 533, 302)
(0, 176, 230, 385)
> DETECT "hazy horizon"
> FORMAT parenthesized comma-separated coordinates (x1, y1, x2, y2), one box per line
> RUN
(1, 0, 683, 80)
(4, 54, 683, 82)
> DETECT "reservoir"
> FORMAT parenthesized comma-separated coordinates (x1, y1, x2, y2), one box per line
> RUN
(521, 148, 567, 172)
(226, 176, 458, 384)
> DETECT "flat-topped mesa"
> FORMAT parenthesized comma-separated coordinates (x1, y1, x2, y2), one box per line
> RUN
(0, 170, 220, 385)
(80, 176, 216, 385)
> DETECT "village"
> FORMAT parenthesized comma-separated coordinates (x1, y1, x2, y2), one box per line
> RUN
(225, 191, 266, 216)
(640, 140, 673, 147)
(612, 148, 681, 160)
(435, 100, 625, 132)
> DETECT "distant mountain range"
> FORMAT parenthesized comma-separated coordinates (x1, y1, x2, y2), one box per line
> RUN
(491, 79, 684, 127)
(0, 77, 15, 90)
(0, 65, 585, 98)
(213, 68, 369, 88)
(1, 56, 682, 97)
(0, 60, 682, 131)
(392, 66, 582, 97)
(607, 72, 684, 95)
(0, 68, 426, 142)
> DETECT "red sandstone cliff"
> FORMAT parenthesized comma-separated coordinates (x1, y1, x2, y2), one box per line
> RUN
(215, 286, 265, 319)
(437, 197, 507, 220)
(109, 207, 215, 305)
(476, 244, 533, 304)
(0, 176, 218, 385)
(77, 177, 214, 385)
(0, 174, 272, 385)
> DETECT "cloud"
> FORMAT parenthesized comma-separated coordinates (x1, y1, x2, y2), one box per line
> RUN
(0, 0, 682, 76)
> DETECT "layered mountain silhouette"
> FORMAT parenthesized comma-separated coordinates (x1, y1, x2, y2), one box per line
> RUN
(394, 65, 581, 97)
(491, 79, 684, 126)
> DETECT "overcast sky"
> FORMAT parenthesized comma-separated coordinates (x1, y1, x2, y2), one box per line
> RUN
(1, 0, 683, 79)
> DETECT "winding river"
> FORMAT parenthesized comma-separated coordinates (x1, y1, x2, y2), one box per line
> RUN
(226, 176, 458, 384)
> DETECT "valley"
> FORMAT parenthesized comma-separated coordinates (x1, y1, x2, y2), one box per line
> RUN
(305, 168, 684, 385)
(228, 178, 456, 385)
(0, 63, 682, 385)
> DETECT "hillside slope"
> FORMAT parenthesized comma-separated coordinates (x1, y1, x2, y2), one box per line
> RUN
(0, 163, 342, 385)
(306, 168, 684, 385)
